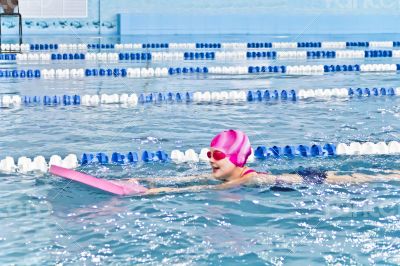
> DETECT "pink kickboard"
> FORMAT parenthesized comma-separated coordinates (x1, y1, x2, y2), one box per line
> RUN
(50, 165, 148, 195)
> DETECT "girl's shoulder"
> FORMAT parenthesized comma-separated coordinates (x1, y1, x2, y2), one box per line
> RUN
(243, 169, 269, 176)
(244, 171, 276, 185)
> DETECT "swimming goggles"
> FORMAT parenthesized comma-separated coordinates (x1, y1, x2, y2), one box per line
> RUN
(207, 150, 227, 161)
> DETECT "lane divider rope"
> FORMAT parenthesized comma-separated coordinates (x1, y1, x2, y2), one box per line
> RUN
(1, 87, 399, 108)
(2, 63, 400, 79)
(2, 41, 399, 52)
(12, 49, 400, 63)
(1, 141, 399, 174)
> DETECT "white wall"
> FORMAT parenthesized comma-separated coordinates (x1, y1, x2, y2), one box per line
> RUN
(19, 0, 87, 18)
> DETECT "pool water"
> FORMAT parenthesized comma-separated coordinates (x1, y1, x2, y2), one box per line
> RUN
(0, 34, 400, 265)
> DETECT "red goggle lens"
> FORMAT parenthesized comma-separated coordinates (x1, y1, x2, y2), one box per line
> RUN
(207, 150, 227, 161)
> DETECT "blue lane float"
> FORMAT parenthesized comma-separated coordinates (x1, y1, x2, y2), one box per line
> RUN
(87, 44, 116, 49)
(247, 42, 273, 48)
(346, 42, 369, 47)
(248, 65, 287, 73)
(0, 69, 41, 78)
(119, 52, 151, 60)
(247, 51, 277, 59)
(13, 95, 81, 106)
(141, 43, 169, 49)
(81, 150, 170, 165)
(0, 54, 17, 61)
(246, 90, 296, 101)
(365, 50, 393, 58)
(322, 64, 360, 72)
(51, 53, 86, 60)
(29, 43, 59, 51)
(184, 52, 216, 60)
(195, 43, 222, 49)
(168, 67, 209, 74)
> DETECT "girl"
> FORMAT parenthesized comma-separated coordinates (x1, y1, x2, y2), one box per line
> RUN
(133, 129, 400, 195)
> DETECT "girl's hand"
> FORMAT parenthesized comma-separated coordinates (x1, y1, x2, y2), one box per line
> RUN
(126, 178, 139, 184)
(383, 170, 400, 175)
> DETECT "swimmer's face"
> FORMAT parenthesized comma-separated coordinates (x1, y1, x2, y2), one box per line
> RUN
(209, 148, 237, 180)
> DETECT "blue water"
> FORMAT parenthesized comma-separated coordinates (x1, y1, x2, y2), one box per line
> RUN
(0, 34, 400, 265)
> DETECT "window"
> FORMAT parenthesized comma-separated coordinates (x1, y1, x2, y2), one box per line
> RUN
(19, 0, 87, 18)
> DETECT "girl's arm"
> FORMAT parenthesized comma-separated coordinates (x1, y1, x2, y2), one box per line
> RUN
(127, 174, 210, 184)
(144, 173, 300, 194)
(142, 171, 400, 195)
(325, 171, 400, 184)
(144, 175, 252, 195)
(144, 185, 214, 195)
(243, 171, 400, 185)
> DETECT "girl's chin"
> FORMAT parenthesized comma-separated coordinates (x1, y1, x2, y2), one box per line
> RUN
(211, 170, 221, 177)
(212, 171, 226, 179)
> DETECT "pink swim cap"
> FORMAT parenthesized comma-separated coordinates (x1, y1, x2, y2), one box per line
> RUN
(210, 129, 252, 167)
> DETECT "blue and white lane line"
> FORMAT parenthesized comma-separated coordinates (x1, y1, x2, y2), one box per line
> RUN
(1, 141, 399, 174)
(1, 87, 399, 108)
(12, 49, 400, 63)
(4, 41, 399, 52)
(3, 63, 400, 80)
